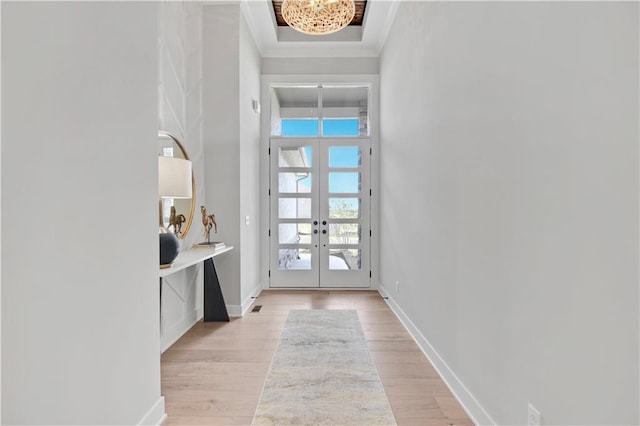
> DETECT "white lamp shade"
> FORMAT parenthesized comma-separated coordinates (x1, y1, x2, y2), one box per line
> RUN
(158, 156, 193, 199)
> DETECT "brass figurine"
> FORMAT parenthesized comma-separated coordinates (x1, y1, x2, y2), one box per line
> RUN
(169, 206, 186, 235)
(201, 206, 217, 243)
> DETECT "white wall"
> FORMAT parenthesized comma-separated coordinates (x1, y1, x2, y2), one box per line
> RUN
(262, 57, 378, 75)
(379, 2, 639, 425)
(203, 4, 242, 310)
(203, 4, 262, 314)
(158, 0, 206, 352)
(239, 12, 262, 310)
(159, 0, 204, 252)
(2, 2, 163, 424)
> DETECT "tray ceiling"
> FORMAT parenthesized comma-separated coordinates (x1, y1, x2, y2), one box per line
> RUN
(272, 1, 368, 27)
(237, 0, 400, 58)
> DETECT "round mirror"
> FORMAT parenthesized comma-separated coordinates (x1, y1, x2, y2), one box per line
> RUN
(159, 131, 195, 239)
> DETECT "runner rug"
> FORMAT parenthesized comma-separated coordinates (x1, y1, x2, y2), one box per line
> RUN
(252, 309, 397, 425)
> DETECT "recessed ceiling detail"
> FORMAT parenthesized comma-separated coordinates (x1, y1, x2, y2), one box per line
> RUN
(273, 0, 367, 28)
(239, 0, 398, 58)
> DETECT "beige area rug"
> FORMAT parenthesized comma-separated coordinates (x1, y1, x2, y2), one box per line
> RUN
(252, 310, 397, 425)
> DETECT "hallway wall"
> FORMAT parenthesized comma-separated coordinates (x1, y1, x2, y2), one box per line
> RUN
(261, 57, 378, 75)
(379, 2, 639, 424)
(2, 2, 163, 424)
(203, 4, 262, 314)
(158, 0, 207, 353)
(239, 12, 262, 309)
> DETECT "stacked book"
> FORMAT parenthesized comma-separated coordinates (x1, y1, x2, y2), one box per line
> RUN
(194, 241, 226, 250)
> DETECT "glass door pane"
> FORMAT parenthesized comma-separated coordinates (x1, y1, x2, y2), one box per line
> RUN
(319, 139, 370, 287)
(270, 139, 320, 287)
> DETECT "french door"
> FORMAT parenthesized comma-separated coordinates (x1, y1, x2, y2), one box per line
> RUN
(269, 138, 371, 288)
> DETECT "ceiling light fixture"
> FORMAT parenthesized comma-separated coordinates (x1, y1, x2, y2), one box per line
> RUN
(281, 0, 356, 35)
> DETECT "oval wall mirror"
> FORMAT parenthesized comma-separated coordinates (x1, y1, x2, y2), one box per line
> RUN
(159, 131, 195, 239)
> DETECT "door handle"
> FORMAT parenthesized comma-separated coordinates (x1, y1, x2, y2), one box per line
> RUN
(313, 221, 318, 226)
(322, 220, 327, 225)
(313, 229, 318, 234)
(322, 229, 327, 234)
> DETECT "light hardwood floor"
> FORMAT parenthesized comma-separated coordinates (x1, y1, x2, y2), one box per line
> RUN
(161, 290, 473, 426)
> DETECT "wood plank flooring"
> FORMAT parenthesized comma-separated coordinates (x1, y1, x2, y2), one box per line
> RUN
(161, 290, 473, 426)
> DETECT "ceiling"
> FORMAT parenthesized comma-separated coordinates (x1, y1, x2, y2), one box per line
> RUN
(239, 0, 400, 58)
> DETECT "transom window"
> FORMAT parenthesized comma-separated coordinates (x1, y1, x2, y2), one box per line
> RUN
(271, 85, 368, 138)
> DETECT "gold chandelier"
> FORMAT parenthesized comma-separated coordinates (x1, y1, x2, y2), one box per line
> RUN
(281, 0, 356, 35)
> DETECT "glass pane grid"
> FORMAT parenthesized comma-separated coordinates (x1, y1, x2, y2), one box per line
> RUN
(270, 132, 370, 282)
(271, 86, 368, 137)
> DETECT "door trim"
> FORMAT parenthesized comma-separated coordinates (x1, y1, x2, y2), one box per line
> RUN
(268, 138, 371, 288)
(259, 74, 380, 290)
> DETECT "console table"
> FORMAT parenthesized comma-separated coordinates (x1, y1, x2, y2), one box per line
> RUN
(159, 246, 233, 328)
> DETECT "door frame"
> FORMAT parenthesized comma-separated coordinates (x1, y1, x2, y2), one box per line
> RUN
(268, 137, 372, 288)
(259, 74, 380, 290)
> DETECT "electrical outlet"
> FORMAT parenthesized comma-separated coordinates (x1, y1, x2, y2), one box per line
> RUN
(395, 281, 400, 293)
(528, 403, 541, 426)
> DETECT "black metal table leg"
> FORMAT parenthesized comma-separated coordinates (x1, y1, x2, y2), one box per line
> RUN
(203, 258, 229, 322)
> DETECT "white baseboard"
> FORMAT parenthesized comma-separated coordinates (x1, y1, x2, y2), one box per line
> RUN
(137, 396, 166, 426)
(226, 304, 242, 317)
(242, 285, 263, 316)
(227, 285, 263, 317)
(378, 285, 496, 426)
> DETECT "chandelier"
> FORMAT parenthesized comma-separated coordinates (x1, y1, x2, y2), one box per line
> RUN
(281, 0, 356, 35)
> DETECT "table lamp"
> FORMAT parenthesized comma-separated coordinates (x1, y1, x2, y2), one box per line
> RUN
(159, 155, 193, 268)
